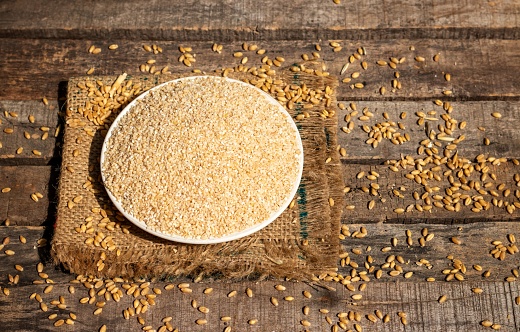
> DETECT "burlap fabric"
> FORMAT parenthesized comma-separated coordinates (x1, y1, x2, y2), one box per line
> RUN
(52, 64, 344, 280)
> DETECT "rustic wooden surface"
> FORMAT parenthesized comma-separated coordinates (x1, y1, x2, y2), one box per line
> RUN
(342, 162, 520, 224)
(338, 101, 520, 163)
(2, 39, 520, 101)
(1, 0, 519, 40)
(2, 277, 519, 331)
(1, 227, 520, 331)
(1, 1, 520, 331)
(0, 100, 59, 164)
(0, 166, 52, 225)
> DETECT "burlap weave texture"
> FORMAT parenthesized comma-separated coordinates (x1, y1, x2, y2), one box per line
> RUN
(53, 65, 344, 280)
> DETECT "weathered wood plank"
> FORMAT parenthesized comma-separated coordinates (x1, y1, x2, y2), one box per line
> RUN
(0, 167, 51, 226)
(0, 226, 61, 287)
(337, 100, 520, 223)
(1, 39, 520, 101)
(1, 274, 519, 331)
(338, 223, 520, 283)
(2, 223, 520, 285)
(342, 161, 520, 224)
(0, 100, 59, 165)
(2, 226, 519, 330)
(338, 101, 520, 163)
(0, 0, 519, 40)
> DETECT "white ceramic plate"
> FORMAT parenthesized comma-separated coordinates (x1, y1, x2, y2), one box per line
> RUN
(100, 76, 304, 244)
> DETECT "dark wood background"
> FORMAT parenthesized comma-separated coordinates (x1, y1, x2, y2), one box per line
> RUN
(1, 0, 520, 331)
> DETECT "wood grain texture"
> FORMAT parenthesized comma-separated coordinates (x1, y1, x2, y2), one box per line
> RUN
(0, 101, 59, 165)
(1, 225, 519, 330)
(0, 269, 518, 331)
(338, 223, 520, 282)
(338, 101, 520, 163)
(1, 39, 520, 101)
(0, 166, 52, 226)
(2, 222, 520, 284)
(2, 0, 520, 330)
(0, 0, 519, 40)
(341, 162, 520, 224)
(0, 226, 59, 286)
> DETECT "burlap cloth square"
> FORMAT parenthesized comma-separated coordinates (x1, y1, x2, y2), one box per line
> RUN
(52, 63, 345, 280)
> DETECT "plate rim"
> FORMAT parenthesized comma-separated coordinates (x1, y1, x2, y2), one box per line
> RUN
(100, 75, 304, 244)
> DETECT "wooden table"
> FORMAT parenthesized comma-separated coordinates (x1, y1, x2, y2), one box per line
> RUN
(1, 1, 520, 331)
